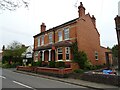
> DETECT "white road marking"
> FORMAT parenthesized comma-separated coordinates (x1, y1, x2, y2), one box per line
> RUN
(13, 80, 35, 89)
(0, 76, 6, 79)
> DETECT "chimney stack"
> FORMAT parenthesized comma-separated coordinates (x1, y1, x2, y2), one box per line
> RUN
(78, 2, 85, 17)
(91, 15, 96, 27)
(41, 23, 46, 32)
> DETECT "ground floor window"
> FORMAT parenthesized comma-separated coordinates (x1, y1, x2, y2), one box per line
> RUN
(40, 52, 42, 60)
(57, 48, 63, 60)
(65, 47, 70, 60)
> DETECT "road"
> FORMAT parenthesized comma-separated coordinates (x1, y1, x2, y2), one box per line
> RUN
(1, 68, 95, 89)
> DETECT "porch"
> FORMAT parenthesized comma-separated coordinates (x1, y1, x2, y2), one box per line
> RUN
(34, 40, 73, 63)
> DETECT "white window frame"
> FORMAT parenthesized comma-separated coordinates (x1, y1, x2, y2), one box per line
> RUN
(95, 51, 98, 60)
(57, 48, 63, 61)
(37, 36, 40, 47)
(41, 35, 44, 45)
(49, 33, 53, 44)
(64, 28, 69, 40)
(58, 31, 62, 41)
(65, 47, 70, 61)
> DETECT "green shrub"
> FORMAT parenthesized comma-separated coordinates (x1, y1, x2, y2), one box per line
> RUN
(49, 61, 55, 68)
(10, 63, 16, 68)
(84, 65, 92, 70)
(55, 61, 65, 68)
(84, 65, 98, 70)
(32, 62, 35, 66)
(42, 62, 48, 67)
(65, 64, 70, 68)
(84, 60, 92, 68)
(71, 41, 88, 69)
(74, 69, 84, 73)
(91, 65, 97, 70)
(95, 65, 102, 69)
(2, 63, 11, 68)
(2, 62, 20, 68)
(32, 60, 42, 67)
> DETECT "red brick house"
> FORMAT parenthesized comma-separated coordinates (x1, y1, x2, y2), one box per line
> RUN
(33, 2, 112, 67)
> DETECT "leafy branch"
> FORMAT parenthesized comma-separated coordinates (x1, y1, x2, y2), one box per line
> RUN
(0, 0, 29, 11)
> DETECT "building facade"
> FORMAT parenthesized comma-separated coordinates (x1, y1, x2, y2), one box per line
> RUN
(33, 2, 112, 67)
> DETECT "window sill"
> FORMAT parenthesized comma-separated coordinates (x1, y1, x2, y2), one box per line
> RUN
(57, 60, 63, 61)
(49, 42, 53, 44)
(65, 60, 71, 61)
(64, 38, 69, 40)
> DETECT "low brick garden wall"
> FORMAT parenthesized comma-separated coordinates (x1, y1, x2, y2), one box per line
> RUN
(17, 66, 72, 78)
(81, 73, 120, 86)
(17, 66, 34, 72)
(17, 66, 120, 86)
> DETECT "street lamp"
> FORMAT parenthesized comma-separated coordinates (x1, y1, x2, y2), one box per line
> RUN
(114, 15, 120, 71)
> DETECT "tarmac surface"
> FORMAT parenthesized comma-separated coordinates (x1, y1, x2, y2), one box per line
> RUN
(13, 69, 119, 90)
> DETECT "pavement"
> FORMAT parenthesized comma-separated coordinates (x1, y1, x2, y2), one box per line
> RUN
(12, 69, 119, 90)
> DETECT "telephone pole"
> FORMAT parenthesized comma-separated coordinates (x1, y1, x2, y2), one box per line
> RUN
(114, 15, 120, 72)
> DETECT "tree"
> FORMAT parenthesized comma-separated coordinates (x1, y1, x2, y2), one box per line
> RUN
(2, 41, 27, 65)
(0, 0, 29, 11)
(112, 45, 118, 66)
(112, 45, 118, 58)
(7, 41, 22, 50)
(71, 41, 88, 69)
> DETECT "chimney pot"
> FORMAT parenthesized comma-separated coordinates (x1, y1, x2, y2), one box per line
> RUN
(91, 15, 96, 27)
(80, 2, 83, 6)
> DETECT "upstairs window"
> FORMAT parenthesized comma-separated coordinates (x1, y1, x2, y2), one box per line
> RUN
(37, 36, 40, 47)
(95, 51, 98, 60)
(64, 28, 69, 40)
(49, 33, 53, 44)
(41, 35, 44, 45)
(58, 31, 62, 41)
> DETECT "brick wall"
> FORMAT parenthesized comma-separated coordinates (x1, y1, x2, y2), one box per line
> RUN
(76, 14, 102, 65)
(100, 47, 113, 65)
(17, 66, 72, 78)
(81, 73, 120, 86)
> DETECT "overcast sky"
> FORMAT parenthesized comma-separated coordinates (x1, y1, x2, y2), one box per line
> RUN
(0, 0, 119, 51)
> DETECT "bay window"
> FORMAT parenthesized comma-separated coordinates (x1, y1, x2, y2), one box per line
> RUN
(65, 47, 70, 60)
(57, 48, 63, 60)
